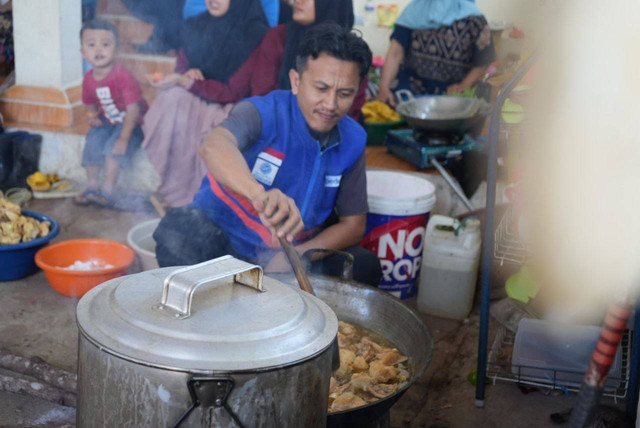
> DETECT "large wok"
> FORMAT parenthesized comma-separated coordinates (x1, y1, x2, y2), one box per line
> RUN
(395, 89, 489, 134)
(274, 271, 433, 428)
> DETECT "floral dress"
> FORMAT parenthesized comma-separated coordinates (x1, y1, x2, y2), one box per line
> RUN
(391, 16, 496, 95)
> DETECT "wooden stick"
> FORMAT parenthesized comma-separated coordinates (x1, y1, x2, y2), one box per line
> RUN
(0, 350, 77, 393)
(149, 195, 166, 218)
(0, 373, 76, 407)
(279, 238, 315, 296)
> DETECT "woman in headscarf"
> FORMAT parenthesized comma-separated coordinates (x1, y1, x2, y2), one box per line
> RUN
(183, 0, 280, 27)
(143, 0, 269, 207)
(251, 0, 367, 119)
(377, 0, 495, 106)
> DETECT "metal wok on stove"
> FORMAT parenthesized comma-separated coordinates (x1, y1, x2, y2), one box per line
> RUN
(274, 269, 433, 428)
(395, 89, 489, 135)
(392, 89, 487, 211)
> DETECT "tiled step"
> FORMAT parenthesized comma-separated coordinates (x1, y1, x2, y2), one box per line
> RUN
(4, 120, 90, 136)
(118, 50, 176, 86)
(96, 12, 178, 96)
(97, 0, 130, 16)
(4, 82, 159, 133)
(97, 13, 152, 45)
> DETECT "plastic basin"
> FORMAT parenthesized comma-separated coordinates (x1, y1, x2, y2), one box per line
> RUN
(126, 219, 160, 271)
(0, 210, 60, 281)
(35, 239, 135, 298)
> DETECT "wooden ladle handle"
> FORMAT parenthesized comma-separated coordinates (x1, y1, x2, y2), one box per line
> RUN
(279, 237, 315, 296)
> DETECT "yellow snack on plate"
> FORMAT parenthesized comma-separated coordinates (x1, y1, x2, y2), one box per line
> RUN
(26, 171, 64, 192)
(27, 171, 50, 192)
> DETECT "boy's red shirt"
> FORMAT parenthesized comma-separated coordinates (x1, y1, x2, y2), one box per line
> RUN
(82, 63, 148, 125)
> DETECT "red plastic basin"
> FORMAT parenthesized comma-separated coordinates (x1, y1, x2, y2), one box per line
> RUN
(35, 239, 135, 298)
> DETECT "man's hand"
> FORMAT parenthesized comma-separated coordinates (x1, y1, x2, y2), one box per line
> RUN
(147, 73, 190, 90)
(112, 137, 129, 156)
(89, 117, 102, 127)
(86, 109, 102, 127)
(184, 68, 205, 80)
(250, 188, 304, 243)
(377, 86, 396, 107)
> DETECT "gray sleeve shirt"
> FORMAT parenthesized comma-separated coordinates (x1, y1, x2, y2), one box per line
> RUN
(219, 101, 368, 217)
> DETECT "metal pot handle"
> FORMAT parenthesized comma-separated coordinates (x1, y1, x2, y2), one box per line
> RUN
(395, 89, 415, 104)
(301, 249, 354, 281)
(154, 255, 263, 319)
(173, 376, 244, 428)
(477, 99, 492, 116)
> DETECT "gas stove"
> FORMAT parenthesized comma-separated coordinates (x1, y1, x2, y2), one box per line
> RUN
(385, 129, 482, 169)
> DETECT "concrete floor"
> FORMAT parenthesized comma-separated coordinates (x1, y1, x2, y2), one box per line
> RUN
(0, 198, 621, 427)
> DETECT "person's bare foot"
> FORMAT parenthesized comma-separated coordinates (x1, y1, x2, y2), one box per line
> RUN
(74, 188, 99, 205)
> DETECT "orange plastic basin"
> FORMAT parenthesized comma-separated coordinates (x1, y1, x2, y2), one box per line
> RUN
(35, 239, 135, 298)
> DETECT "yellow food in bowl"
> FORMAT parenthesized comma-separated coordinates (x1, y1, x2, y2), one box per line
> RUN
(362, 101, 401, 123)
(0, 196, 51, 244)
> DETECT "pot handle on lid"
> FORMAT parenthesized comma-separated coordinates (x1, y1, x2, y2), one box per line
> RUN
(154, 255, 263, 319)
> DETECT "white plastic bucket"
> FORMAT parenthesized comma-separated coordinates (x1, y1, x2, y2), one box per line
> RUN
(126, 219, 160, 271)
(360, 170, 436, 299)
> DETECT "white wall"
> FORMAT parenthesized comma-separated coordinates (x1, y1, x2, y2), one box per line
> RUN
(13, 0, 83, 88)
(353, 0, 552, 58)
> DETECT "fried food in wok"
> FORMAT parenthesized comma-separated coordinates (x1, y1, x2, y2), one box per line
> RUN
(328, 321, 409, 413)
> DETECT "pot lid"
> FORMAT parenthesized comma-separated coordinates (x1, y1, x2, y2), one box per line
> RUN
(76, 256, 338, 372)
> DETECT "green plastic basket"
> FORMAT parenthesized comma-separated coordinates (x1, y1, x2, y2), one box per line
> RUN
(363, 118, 405, 146)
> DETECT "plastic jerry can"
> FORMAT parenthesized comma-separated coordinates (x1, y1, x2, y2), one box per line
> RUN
(417, 215, 481, 320)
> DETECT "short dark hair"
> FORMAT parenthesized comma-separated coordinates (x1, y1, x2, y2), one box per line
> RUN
(80, 19, 119, 43)
(295, 22, 372, 82)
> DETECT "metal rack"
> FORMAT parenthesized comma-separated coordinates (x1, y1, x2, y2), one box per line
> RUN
(486, 326, 631, 401)
(493, 204, 534, 266)
(473, 52, 640, 420)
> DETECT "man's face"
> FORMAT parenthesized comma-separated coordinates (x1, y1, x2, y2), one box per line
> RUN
(289, 53, 360, 134)
(81, 29, 117, 69)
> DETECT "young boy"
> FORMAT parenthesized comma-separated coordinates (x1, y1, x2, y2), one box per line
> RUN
(75, 19, 148, 206)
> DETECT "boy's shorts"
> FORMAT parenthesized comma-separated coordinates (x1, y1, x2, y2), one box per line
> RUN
(82, 122, 143, 169)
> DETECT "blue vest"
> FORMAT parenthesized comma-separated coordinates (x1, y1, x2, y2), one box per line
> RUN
(193, 90, 366, 263)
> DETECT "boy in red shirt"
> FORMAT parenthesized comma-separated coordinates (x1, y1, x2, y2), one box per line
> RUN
(75, 20, 148, 206)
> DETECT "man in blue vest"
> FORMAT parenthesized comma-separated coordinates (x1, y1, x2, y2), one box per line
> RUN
(154, 22, 382, 286)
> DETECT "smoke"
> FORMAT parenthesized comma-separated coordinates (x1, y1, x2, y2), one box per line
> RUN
(522, 0, 640, 321)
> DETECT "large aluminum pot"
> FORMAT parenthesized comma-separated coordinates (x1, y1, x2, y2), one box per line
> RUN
(76, 256, 338, 427)
(274, 270, 433, 428)
(395, 89, 489, 134)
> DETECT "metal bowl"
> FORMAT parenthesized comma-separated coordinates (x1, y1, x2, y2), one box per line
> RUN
(395, 90, 489, 134)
